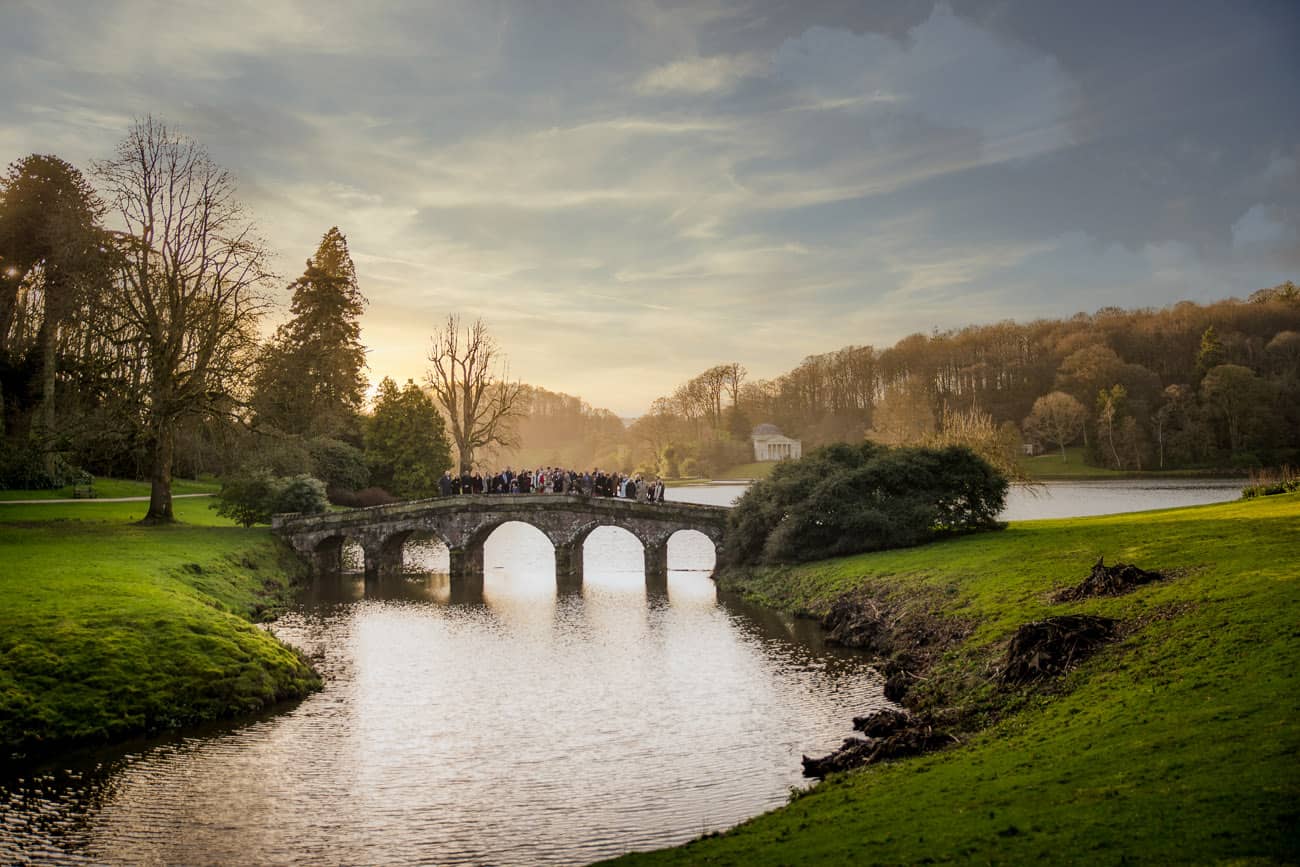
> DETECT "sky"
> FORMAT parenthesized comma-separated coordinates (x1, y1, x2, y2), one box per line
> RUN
(2, 0, 1297, 415)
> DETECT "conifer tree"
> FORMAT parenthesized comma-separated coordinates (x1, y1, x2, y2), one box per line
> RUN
(253, 227, 368, 439)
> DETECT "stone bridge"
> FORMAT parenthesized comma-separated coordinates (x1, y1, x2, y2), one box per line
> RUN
(271, 494, 729, 590)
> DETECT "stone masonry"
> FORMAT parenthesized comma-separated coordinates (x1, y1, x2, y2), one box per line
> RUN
(271, 494, 729, 592)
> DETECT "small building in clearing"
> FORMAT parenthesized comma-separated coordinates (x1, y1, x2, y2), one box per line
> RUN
(752, 423, 802, 462)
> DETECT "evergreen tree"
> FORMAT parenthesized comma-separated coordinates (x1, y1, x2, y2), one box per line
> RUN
(0, 154, 106, 463)
(365, 377, 453, 498)
(253, 227, 367, 439)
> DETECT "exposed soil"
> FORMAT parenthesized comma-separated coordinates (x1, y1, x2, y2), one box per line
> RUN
(802, 710, 955, 778)
(999, 614, 1119, 685)
(821, 587, 971, 705)
(806, 589, 1126, 778)
(1053, 557, 1165, 602)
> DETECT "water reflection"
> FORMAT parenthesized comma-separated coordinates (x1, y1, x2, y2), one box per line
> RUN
(1, 525, 885, 867)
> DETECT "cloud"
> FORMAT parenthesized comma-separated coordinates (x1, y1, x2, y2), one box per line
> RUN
(1233, 204, 1297, 248)
(636, 54, 762, 95)
(1, 0, 1296, 414)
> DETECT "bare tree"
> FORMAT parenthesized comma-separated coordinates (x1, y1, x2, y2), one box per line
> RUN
(1023, 391, 1087, 461)
(94, 117, 271, 523)
(426, 315, 523, 472)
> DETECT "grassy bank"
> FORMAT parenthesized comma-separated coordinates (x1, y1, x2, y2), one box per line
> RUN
(1020, 446, 1240, 480)
(0, 498, 320, 763)
(610, 493, 1300, 864)
(713, 462, 776, 481)
(0, 476, 220, 501)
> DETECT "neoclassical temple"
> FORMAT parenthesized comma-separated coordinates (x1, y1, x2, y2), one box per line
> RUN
(751, 423, 802, 461)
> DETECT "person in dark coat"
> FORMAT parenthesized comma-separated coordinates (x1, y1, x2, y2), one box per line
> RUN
(439, 471, 452, 497)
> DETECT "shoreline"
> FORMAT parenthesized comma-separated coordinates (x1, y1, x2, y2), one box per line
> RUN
(606, 492, 1300, 864)
(0, 499, 321, 767)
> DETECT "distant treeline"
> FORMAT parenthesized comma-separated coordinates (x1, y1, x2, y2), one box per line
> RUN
(618, 286, 1300, 476)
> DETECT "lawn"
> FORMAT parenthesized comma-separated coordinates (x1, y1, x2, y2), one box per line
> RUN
(0, 497, 319, 762)
(713, 461, 776, 481)
(609, 493, 1300, 864)
(1019, 446, 1237, 480)
(0, 476, 220, 501)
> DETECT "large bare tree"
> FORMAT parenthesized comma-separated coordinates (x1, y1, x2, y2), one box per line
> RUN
(425, 315, 523, 473)
(94, 117, 271, 523)
(1022, 390, 1087, 461)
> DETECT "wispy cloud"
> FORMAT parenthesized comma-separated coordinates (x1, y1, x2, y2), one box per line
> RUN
(1, 0, 1295, 413)
(636, 53, 763, 95)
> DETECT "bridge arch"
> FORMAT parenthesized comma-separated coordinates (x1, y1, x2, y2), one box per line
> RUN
(273, 494, 728, 590)
(309, 532, 367, 576)
(666, 528, 719, 574)
(384, 528, 451, 575)
(478, 520, 556, 570)
(575, 524, 646, 577)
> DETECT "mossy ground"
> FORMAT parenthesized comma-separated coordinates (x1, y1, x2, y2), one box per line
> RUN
(609, 493, 1300, 865)
(0, 497, 320, 762)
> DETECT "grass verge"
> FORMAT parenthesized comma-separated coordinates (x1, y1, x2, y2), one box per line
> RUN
(0, 498, 320, 763)
(0, 477, 220, 501)
(608, 493, 1300, 864)
(1020, 446, 1239, 480)
(713, 462, 777, 481)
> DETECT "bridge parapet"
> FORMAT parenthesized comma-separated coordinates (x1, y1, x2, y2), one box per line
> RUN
(272, 494, 729, 589)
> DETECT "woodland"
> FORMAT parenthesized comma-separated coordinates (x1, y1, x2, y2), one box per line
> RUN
(3, 120, 1298, 516)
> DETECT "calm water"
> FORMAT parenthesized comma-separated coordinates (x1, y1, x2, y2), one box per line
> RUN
(668, 477, 1244, 519)
(1, 478, 1244, 864)
(0, 528, 887, 866)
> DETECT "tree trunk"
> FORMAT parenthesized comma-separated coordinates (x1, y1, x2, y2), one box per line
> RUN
(39, 318, 58, 475)
(144, 418, 175, 524)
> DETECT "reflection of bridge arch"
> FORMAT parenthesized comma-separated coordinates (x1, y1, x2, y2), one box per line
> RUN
(273, 494, 728, 592)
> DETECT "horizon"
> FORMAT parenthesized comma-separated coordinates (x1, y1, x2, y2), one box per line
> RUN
(3, 0, 1297, 415)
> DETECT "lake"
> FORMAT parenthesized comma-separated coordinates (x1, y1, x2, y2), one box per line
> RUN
(0, 477, 1245, 864)
(0, 529, 887, 866)
(668, 477, 1244, 519)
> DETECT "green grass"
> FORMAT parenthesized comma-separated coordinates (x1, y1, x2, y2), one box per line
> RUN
(713, 461, 777, 481)
(0, 476, 220, 500)
(0, 498, 319, 762)
(1020, 446, 1237, 480)
(609, 494, 1300, 865)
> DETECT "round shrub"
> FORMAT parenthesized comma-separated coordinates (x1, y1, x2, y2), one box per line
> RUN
(721, 442, 1007, 568)
(274, 474, 328, 516)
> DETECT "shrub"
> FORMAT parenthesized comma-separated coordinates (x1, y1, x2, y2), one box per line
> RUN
(212, 470, 281, 527)
(0, 442, 75, 490)
(1241, 466, 1300, 499)
(328, 486, 399, 508)
(212, 471, 328, 527)
(275, 475, 329, 515)
(721, 442, 1007, 567)
(307, 437, 369, 491)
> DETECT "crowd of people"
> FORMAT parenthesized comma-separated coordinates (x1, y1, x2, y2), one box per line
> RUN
(438, 467, 668, 503)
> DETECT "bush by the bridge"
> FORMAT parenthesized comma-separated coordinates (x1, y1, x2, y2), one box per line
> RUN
(721, 442, 1007, 567)
(211, 471, 329, 527)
